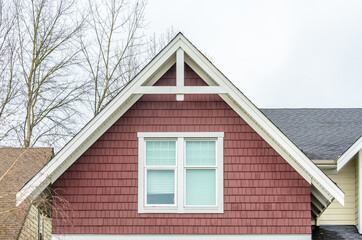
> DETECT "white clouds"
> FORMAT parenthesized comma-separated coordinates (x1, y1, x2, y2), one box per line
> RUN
(145, 0, 362, 107)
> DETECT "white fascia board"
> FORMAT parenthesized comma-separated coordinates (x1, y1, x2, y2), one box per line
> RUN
(135, 86, 226, 94)
(337, 136, 362, 171)
(16, 35, 184, 206)
(177, 35, 344, 205)
(52, 234, 311, 240)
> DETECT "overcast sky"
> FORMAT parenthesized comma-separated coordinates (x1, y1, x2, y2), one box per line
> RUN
(144, 0, 362, 108)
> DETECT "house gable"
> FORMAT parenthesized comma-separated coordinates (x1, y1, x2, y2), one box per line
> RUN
(52, 65, 311, 235)
(17, 33, 344, 219)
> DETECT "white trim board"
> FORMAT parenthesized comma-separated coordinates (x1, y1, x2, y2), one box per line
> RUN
(337, 136, 362, 171)
(52, 234, 311, 240)
(17, 33, 344, 209)
(176, 48, 184, 101)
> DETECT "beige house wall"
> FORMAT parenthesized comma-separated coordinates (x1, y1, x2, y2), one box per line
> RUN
(18, 205, 51, 240)
(43, 214, 52, 240)
(355, 156, 359, 229)
(318, 158, 356, 225)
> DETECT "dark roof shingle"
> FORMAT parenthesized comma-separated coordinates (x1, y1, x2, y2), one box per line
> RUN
(262, 108, 362, 160)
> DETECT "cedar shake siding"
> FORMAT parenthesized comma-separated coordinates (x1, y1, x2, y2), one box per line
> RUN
(52, 64, 311, 235)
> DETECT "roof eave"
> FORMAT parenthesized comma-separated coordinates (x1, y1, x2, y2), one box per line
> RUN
(17, 33, 345, 208)
(180, 35, 344, 206)
(16, 35, 182, 206)
(337, 136, 362, 171)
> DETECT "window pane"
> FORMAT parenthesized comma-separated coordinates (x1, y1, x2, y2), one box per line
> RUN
(147, 170, 175, 204)
(186, 141, 215, 166)
(146, 141, 176, 166)
(186, 169, 216, 205)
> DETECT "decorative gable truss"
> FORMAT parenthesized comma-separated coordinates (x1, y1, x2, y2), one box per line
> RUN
(17, 33, 344, 219)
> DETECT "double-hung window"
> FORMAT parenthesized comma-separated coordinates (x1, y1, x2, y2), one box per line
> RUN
(138, 132, 224, 213)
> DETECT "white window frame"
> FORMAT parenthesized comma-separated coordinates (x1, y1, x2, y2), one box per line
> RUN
(138, 132, 224, 213)
(144, 139, 177, 209)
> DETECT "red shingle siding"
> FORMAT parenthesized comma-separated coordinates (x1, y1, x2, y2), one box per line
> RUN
(52, 64, 311, 235)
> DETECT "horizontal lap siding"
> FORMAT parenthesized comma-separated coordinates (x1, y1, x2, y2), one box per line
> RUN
(356, 156, 359, 228)
(318, 158, 356, 225)
(52, 64, 311, 235)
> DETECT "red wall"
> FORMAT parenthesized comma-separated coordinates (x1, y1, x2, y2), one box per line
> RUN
(52, 64, 311, 235)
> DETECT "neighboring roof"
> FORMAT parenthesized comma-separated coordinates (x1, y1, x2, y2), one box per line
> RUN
(261, 108, 362, 160)
(16, 33, 344, 212)
(0, 148, 53, 239)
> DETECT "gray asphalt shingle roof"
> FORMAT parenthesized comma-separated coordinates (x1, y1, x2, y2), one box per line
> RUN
(261, 109, 362, 160)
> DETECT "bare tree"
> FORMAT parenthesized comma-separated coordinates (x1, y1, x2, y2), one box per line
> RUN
(0, 0, 20, 144)
(13, 0, 86, 147)
(81, 0, 146, 116)
(0, 0, 178, 149)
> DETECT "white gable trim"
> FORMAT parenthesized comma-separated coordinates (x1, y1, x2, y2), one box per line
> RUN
(16, 37, 179, 205)
(17, 33, 344, 207)
(181, 42, 344, 205)
(337, 136, 362, 171)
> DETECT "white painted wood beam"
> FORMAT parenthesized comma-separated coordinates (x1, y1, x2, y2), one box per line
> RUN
(311, 186, 329, 207)
(135, 86, 227, 94)
(311, 208, 319, 218)
(176, 48, 184, 101)
(311, 198, 323, 213)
